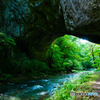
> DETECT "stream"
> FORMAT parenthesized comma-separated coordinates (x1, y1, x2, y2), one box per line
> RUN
(0, 70, 95, 100)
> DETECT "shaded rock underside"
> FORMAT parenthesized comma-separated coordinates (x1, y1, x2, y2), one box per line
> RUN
(0, 0, 100, 60)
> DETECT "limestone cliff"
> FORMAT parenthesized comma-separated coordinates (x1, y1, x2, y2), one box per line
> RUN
(0, 0, 100, 60)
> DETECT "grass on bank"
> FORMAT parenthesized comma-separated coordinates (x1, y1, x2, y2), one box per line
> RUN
(47, 71, 100, 100)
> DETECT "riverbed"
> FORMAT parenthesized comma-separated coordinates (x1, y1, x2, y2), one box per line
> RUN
(0, 70, 94, 100)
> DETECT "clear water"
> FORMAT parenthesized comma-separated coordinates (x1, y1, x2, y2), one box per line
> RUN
(0, 70, 94, 100)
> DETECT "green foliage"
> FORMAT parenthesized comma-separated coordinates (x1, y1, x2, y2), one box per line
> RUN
(0, 33, 50, 78)
(0, 33, 16, 48)
(0, 33, 16, 75)
(92, 59, 100, 68)
(0, 32, 100, 82)
(48, 35, 84, 72)
(10, 56, 50, 75)
(49, 43, 63, 72)
(47, 72, 99, 100)
(0, 73, 13, 82)
(48, 35, 100, 72)
(32, 59, 50, 74)
(0, 33, 16, 58)
(91, 45, 100, 68)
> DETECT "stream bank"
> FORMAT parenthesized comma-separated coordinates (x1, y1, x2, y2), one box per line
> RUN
(0, 70, 95, 100)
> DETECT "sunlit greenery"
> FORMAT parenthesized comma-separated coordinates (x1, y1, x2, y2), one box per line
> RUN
(47, 71, 99, 100)
(0, 33, 100, 82)
(48, 35, 100, 73)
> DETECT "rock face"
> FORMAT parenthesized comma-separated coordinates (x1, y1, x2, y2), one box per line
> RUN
(0, 0, 100, 60)
(0, 0, 30, 37)
(61, 0, 100, 30)
(60, 0, 100, 43)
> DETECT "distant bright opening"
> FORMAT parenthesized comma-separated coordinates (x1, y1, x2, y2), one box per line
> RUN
(80, 39, 88, 44)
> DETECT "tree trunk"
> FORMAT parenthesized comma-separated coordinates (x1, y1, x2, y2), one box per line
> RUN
(91, 46, 95, 64)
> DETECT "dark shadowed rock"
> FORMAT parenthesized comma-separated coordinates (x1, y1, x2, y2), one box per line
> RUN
(0, 0, 100, 60)
(60, 0, 100, 43)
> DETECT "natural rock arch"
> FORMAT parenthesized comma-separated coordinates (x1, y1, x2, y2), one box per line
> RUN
(0, 0, 100, 60)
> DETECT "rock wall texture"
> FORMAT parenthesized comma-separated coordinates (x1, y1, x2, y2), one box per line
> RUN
(0, 0, 30, 37)
(60, 0, 100, 43)
(60, 0, 100, 30)
(0, 0, 100, 60)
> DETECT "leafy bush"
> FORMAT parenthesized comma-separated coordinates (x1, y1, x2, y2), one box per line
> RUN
(47, 72, 99, 100)
(0, 33, 16, 48)
(0, 33, 16, 73)
(0, 33, 16, 59)
(9, 56, 50, 76)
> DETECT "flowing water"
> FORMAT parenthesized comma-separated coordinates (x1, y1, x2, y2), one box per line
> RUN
(0, 70, 95, 100)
